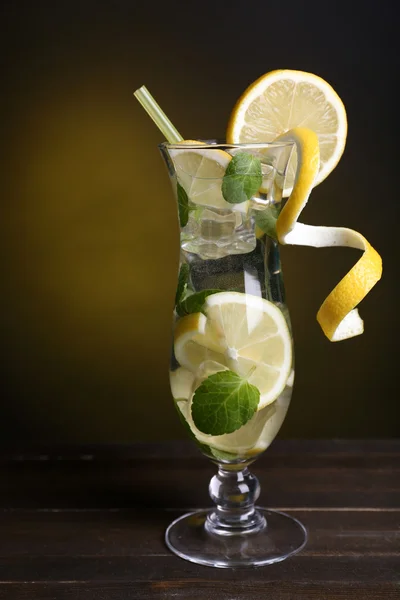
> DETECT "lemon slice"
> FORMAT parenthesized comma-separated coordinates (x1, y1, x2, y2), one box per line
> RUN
(172, 360, 281, 454)
(226, 69, 347, 196)
(169, 141, 246, 211)
(170, 367, 195, 401)
(274, 128, 382, 341)
(245, 370, 293, 456)
(174, 292, 292, 410)
(176, 395, 277, 455)
(171, 362, 293, 455)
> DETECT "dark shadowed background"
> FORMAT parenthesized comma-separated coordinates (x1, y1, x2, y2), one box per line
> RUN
(0, 0, 398, 443)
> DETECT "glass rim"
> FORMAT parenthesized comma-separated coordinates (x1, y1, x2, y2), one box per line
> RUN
(159, 139, 294, 150)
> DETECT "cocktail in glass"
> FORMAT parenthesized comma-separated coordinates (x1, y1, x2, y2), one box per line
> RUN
(159, 140, 307, 567)
(134, 75, 382, 568)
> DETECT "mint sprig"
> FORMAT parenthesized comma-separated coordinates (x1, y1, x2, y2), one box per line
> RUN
(222, 152, 262, 204)
(177, 289, 221, 316)
(191, 370, 259, 435)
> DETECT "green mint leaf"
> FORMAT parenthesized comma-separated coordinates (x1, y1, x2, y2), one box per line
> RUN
(191, 370, 259, 435)
(222, 152, 262, 204)
(177, 181, 189, 227)
(176, 289, 221, 317)
(175, 263, 190, 306)
(254, 204, 280, 241)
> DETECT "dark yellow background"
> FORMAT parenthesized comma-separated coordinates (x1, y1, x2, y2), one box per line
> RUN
(0, 1, 398, 443)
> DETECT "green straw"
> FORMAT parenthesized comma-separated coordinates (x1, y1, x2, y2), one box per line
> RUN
(133, 85, 183, 143)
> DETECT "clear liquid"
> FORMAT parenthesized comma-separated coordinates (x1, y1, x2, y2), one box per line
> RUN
(170, 236, 294, 462)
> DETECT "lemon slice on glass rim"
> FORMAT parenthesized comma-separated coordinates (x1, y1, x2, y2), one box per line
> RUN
(227, 69, 382, 341)
(227, 69, 348, 197)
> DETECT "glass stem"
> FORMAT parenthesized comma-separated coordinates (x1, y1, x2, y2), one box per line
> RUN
(206, 466, 266, 536)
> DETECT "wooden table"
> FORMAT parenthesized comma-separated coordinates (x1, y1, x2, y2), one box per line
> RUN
(0, 440, 399, 599)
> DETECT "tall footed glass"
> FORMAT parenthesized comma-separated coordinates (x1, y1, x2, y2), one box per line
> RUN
(159, 140, 306, 568)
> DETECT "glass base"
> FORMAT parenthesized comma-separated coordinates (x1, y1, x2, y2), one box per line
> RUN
(165, 508, 307, 568)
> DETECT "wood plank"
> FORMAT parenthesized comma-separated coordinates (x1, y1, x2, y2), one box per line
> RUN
(2, 440, 399, 511)
(0, 555, 398, 584)
(0, 581, 399, 600)
(0, 441, 398, 598)
(0, 509, 398, 557)
(1, 439, 400, 460)
(1, 466, 398, 509)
